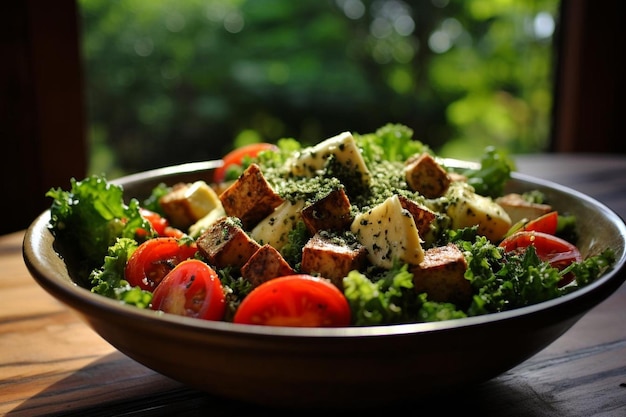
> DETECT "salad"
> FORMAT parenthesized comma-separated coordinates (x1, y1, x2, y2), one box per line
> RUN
(46, 124, 616, 327)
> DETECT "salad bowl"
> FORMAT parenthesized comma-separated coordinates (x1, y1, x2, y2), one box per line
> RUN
(22, 160, 626, 408)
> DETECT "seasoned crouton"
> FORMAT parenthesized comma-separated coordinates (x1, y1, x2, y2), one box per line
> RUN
(301, 188, 352, 234)
(159, 181, 222, 229)
(300, 233, 367, 288)
(405, 153, 451, 198)
(219, 163, 284, 229)
(196, 217, 261, 269)
(496, 193, 553, 224)
(397, 195, 436, 237)
(241, 244, 296, 287)
(410, 243, 471, 308)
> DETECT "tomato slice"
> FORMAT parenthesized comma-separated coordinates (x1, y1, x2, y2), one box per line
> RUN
(138, 208, 185, 238)
(213, 143, 277, 183)
(522, 211, 558, 235)
(233, 275, 351, 327)
(499, 231, 582, 285)
(125, 237, 198, 291)
(150, 259, 226, 321)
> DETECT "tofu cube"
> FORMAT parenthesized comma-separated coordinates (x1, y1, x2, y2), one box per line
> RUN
(300, 188, 352, 234)
(300, 233, 368, 288)
(241, 244, 296, 287)
(196, 217, 261, 269)
(496, 193, 553, 224)
(397, 195, 436, 237)
(404, 153, 451, 198)
(159, 181, 223, 229)
(410, 243, 471, 308)
(219, 163, 284, 229)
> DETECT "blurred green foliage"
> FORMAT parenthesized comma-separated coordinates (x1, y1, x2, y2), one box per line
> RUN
(79, 0, 558, 177)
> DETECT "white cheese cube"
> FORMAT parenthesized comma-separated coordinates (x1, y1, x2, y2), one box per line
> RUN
(250, 199, 306, 251)
(286, 131, 371, 185)
(445, 182, 512, 242)
(350, 195, 424, 269)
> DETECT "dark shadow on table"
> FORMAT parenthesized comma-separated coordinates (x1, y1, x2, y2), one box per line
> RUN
(6, 350, 569, 417)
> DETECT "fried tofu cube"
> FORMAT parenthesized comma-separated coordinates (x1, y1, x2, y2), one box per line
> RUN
(300, 233, 368, 288)
(219, 163, 284, 229)
(241, 244, 296, 287)
(159, 181, 223, 229)
(410, 243, 471, 308)
(405, 153, 451, 198)
(196, 217, 261, 269)
(496, 193, 553, 224)
(397, 195, 436, 237)
(300, 188, 352, 234)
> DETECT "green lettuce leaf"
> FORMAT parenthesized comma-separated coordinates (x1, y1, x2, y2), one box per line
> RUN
(46, 175, 152, 271)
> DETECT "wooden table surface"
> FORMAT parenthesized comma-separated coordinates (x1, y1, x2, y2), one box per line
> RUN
(2, 154, 625, 416)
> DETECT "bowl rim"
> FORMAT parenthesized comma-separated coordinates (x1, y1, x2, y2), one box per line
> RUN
(22, 162, 626, 339)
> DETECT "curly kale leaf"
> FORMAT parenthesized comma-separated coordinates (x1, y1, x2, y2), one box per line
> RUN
(462, 236, 563, 315)
(280, 221, 309, 268)
(343, 263, 418, 326)
(89, 237, 152, 308)
(46, 175, 153, 271)
(564, 248, 616, 287)
(356, 123, 431, 164)
(417, 293, 467, 322)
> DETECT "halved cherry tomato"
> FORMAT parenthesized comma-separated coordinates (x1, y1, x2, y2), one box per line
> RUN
(522, 211, 558, 235)
(499, 231, 582, 286)
(150, 259, 226, 321)
(233, 275, 351, 327)
(125, 237, 198, 291)
(213, 142, 277, 183)
(138, 208, 184, 238)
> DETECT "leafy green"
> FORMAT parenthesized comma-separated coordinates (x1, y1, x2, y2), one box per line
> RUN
(355, 123, 431, 165)
(142, 182, 171, 215)
(564, 248, 616, 287)
(417, 294, 467, 322)
(217, 266, 254, 321)
(556, 214, 578, 243)
(456, 146, 515, 198)
(46, 175, 153, 271)
(343, 263, 418, 326)
(461, 236, 616, 316)
(462, 237, 562, 315)
(254, 137, 302, 170)
(89, 237, 152, 308)
(280, 220, 309, 268)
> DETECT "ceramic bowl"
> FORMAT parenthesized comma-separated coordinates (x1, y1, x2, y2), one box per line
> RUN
(22, 161, 626, 408)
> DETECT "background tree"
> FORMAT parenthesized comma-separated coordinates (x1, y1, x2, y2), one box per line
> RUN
(79, 0, 558, 177)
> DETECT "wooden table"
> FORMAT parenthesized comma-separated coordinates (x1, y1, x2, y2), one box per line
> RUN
(2, 154, 626, 416)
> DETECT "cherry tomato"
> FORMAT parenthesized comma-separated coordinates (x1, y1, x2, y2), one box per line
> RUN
(213, 143, 277, 183)
(125, 237, 198, 291)
(150, 259, 226, 321)
(233, 275, 351, 327)
(522, 211, 558, 235)
(499, 231, 582, 286)
(138, 208, 185, 238)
